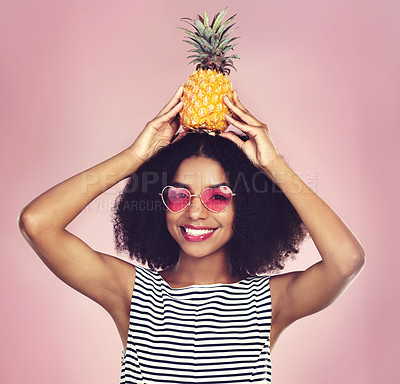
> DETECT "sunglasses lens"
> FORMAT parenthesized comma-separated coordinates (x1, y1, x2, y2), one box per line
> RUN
(202, 186, 233, 212)
(162, 187, 190, 212)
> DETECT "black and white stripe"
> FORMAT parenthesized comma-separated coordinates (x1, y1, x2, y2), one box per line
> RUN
(120, 265, 272, 383)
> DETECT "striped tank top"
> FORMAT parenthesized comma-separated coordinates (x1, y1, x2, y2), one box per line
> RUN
(120, 265, 272, 383)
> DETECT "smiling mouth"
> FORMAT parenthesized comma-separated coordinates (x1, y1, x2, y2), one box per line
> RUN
(180, 226, 218, 237)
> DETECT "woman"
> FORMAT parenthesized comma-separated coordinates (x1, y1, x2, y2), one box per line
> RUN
(19, 86, 365, 383)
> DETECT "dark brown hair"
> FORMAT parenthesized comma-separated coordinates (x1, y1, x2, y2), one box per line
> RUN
(113, 131, 308, 274)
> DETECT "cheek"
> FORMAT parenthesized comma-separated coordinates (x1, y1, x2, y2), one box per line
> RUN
(165, 211, 180, 237)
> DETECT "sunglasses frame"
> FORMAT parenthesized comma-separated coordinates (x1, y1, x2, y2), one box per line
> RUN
(159, 185, 236, 213)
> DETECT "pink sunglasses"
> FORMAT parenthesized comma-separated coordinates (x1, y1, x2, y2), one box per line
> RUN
(159, 185, 235, 213)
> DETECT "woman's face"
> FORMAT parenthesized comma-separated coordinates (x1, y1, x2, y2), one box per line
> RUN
(165, 156, 235, 260)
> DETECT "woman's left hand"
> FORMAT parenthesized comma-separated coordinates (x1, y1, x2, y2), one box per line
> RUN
(221, 91, 281, 171)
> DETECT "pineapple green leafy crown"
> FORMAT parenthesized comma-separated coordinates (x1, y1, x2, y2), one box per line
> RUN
(180, 7, 240, 75)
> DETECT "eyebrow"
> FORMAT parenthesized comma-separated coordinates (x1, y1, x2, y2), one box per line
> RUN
(171, 181, 230, 190)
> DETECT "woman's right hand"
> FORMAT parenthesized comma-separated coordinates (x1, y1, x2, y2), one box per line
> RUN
(129, 86, 184, 162)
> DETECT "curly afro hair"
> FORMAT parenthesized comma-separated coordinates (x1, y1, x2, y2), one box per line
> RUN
(113, 131, 308, 275)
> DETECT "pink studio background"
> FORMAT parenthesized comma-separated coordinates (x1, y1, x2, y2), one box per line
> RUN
(1, 0, 399, 383)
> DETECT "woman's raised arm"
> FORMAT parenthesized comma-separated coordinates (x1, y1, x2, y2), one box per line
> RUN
(18, 86, 184, 315)
(221, 90, 365, 333)
(18, 147, 143, 316)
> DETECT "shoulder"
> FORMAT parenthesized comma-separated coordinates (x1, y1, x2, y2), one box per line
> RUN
(269, 271, 301, 322)
(270, 271, 299, 290)
(244, 273, 271, 292)
(100, 254, 136, 303)
(102, 254, 136, 280)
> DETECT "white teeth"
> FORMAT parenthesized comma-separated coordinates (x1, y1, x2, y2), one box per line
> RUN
(184, 227, 215, 236)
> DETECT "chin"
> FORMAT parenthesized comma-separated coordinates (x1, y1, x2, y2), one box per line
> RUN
(178, 238, 232, 260)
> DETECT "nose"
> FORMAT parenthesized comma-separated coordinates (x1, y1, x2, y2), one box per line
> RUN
(185, 195, 209, 220)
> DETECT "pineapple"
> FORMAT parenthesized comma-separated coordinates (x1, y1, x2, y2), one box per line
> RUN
(179, 8, 240, 133)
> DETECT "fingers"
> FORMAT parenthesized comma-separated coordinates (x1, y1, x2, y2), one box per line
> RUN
(225, 114, 253, 134)
(170, 114, 181, 131)
(156, 85, 184, 118)
(223, 95, 259, 126)
(171, 131, 188, 144)
(158, 100, 184, 123)
(233, 90, 249, 113)
(219, 131, 245, 149)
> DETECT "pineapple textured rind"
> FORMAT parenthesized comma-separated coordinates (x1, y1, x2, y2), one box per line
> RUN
(180, 69, 233, 132)
(179, 8, 238, 133)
